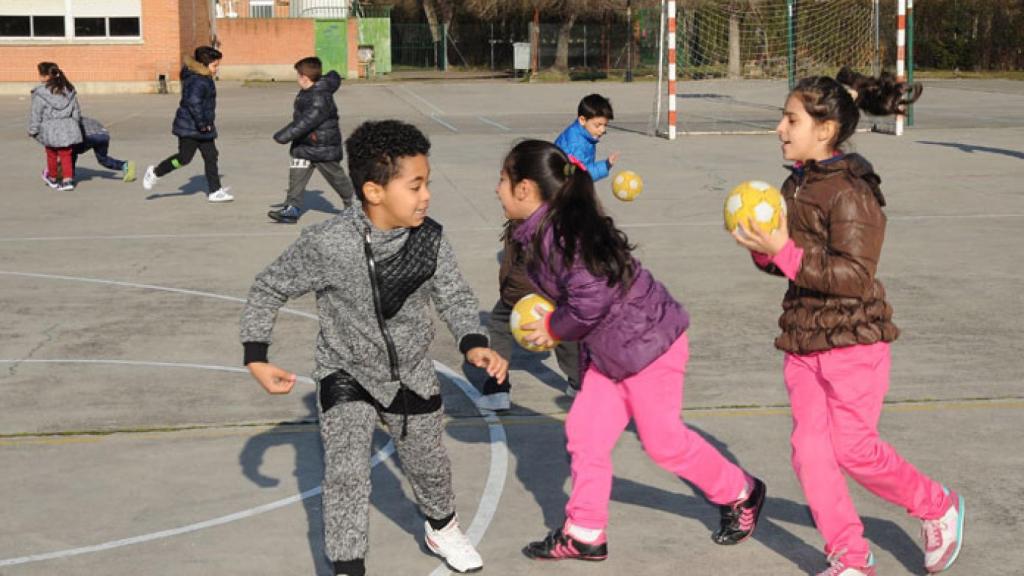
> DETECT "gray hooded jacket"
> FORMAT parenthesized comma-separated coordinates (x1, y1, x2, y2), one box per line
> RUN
(28, 86, 82, 148)
(240, 207, 487, 406)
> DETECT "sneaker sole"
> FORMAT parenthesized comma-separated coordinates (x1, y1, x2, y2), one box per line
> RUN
(424, 537, 483, 573)
(267, 214, 297, 223)
(521, 546, 607, 562)
(928, 494, 965, 573)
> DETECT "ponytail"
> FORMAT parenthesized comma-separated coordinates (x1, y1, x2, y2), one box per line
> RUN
(503, 140, 635, 289)
(37, 61, 74, 95)
(791, 67, 922, 150)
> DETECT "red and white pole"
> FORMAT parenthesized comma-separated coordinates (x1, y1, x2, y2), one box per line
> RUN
(667, 0, 677, 139)
(896, 0, 906, 136)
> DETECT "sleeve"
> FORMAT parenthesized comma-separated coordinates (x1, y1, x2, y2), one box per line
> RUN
(274, 94, 330, 144)
(751, 251, 785, 277)
(793, 188, 884, 297)
(184, 79, 211, 129)
(586, 157, 610, 181)
(546, 262, 614, 341)
(70, 96, 81, 122)
(239, 230, 326, 362)
(28, 93, 43, 136)
(429, 235, 488, 353)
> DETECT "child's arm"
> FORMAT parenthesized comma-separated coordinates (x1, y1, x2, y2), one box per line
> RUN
(28, 93, 42, 136)
(70, 95, 81, 122)
(546, 263, 612, 342)
(240, 230, 326, 394)
(273, 93, 331, 144)
(184, 79, 213, 132)
(430, 236, 508, 383)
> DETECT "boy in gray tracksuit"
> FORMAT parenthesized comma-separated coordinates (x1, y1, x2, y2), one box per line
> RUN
(240, 119, 507, 576)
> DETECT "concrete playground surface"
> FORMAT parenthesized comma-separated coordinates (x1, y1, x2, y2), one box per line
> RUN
(0, 77, 1022, 576)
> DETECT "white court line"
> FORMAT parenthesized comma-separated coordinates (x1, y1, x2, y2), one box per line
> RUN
(399, 85, 445, 115)
(430, 113, 460, 133)
(0, 275, 509, 575)
(477, 116, 511, 132)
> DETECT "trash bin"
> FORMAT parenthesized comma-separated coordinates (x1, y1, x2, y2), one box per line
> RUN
(357, 45, 375, 79)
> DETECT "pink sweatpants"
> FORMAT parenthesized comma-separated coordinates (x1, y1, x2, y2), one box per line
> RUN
(564, 333, 750, 529)
(785, 342, 952, 566)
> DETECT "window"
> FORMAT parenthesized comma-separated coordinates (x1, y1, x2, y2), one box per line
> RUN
(0, 16, 30, 37)
(72, 16, 140, 38)
(249, 0, 274, 18)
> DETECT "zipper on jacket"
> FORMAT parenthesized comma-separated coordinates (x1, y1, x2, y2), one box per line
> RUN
(363, 230, 411, 438)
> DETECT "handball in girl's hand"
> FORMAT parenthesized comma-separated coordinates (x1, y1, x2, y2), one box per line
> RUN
(612, 170, 643, 201)
(724, 180, 786, 236)
(510, 293, 559, 352)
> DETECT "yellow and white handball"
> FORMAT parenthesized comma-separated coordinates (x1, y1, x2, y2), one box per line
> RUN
(509, 293, 559, 352)
(611, 170, 644, 202)
(723, 180, 786, 236)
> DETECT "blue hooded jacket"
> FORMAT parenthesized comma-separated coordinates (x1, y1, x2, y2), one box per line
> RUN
(554, 120, 610, 181)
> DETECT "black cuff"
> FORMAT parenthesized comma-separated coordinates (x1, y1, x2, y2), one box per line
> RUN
(243, 342, 269, 365)
(458, 333, 489, 355)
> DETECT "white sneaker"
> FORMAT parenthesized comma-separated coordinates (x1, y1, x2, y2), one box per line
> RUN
(474, 392, 510, 413)
(207, 187, 234, 203)
(923, 489, 964, 573)
(424, 516, 482, 573)
(142, 165, 159, 190)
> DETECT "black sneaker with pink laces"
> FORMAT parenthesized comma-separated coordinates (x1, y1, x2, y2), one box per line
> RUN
(523, 525, 608, 561)
(712, 476, 766, 545)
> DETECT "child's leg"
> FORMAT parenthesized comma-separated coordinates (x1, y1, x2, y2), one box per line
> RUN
(319, 400, 378, 564)
(553, 341, 580, 390)
(785, 352, 872, 567)
(57, 147, 73, 181)
(625, 333, 749, 504)
(196, 140, 222, 191)
(45, 147, 59, 180)
(285, 159, 315, 209)
(482, 299, 514, 395)
(564, 366, 632, 530)
(316, 161, 357, 208)
(154, 138, 200, 177)
(822, 342, 952, 519)
(381, 407, 456, 522)
(90, 135, 126, 171)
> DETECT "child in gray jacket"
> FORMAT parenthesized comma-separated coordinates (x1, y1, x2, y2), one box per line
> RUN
(240, 119, 507, 576)
(29, 62, 81, 191)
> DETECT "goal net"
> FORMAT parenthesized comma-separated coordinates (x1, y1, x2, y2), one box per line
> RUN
(649, 0, 897, 136)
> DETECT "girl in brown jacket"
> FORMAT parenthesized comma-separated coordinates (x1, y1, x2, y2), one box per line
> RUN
(732, 70, 963, 576)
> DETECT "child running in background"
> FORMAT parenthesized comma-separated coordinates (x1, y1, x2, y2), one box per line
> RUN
(553, 93, 619, 180)
(268, 56, 356, 224)
(731, 69, 962, 576)
(497, 140, 765, 562)
(29, 62, 81, 191)
(143, 46, 233, 203)
(241, 120, 507, 576)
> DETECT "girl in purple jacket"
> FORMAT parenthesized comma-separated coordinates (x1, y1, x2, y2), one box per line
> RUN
(496, 140, 765, 562)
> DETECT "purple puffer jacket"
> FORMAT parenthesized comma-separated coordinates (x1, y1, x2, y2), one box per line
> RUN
(512, 205, 689, 381)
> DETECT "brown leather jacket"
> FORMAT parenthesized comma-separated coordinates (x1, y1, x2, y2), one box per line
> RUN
(761, 154, 899, 354)
(498, 220, 537, 306)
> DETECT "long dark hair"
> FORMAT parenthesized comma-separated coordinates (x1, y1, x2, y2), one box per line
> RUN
(37, 62, 74, 95)
(503, 140, 635, 289)
(792, 67, 922, 150)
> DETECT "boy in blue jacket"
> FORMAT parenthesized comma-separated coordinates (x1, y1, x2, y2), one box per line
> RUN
(553, 93, 619, 182)
(268, 56, 356, 224)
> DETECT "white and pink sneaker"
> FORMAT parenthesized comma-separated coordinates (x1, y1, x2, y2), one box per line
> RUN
(923, 489, 965, 573)
(424, 515, 482, 573)
(817, 552, 876, 576)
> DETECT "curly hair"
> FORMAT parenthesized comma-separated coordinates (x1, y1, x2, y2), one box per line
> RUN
(345, 120, 431, 201)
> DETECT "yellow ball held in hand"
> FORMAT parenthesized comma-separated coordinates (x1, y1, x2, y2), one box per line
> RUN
(723, 180, 786, 237)
(612, 170, 644, 202)
(509, 293, 559, 352)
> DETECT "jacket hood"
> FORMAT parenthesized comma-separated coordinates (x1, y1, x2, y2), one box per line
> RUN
(789, 153, 885, 207)
(181, 55, 212, 78)
(32, 85, 77, 111)
(311, 70, 341, 94)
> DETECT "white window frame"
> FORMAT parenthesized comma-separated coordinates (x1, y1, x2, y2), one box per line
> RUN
(0, 0, 142, 44)
(249, 0, 275, 19)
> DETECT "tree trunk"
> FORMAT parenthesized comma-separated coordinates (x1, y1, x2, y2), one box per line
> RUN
(553, 13, 577, 72)
(531, 8, 540, 74)
(728, 11, 741, 78)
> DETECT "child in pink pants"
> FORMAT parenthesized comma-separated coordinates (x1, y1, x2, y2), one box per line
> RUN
(495, 140, 766, 563)
(733, 69, 963, 576)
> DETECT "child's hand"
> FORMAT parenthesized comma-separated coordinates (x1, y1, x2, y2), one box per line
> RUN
(466, 348, 509, 384)
(732, 215, 790, 256)
(247, 362, 297, 395)
(521, 305, 557, 349)
(608, 151, 621, 166)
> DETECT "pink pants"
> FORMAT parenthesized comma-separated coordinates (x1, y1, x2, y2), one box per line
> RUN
(785, 342, 952, 566)
(565, 333, 749, 529)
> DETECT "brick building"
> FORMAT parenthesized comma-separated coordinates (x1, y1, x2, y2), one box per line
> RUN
(0, 0, 387, 94)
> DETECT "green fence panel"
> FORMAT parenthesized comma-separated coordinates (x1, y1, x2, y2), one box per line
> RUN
(315, 19, 348, 78)
(358, 17, 392, 74)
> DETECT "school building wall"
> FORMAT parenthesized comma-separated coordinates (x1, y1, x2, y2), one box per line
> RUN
(215, 18, 315, 81)
(0, 0, 213, 94)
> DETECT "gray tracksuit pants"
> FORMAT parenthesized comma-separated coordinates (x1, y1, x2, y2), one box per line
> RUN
(319, 399, 454, 562)
(287, 158, 356, 209)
